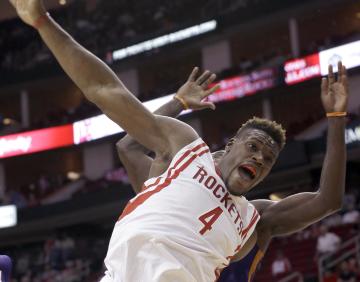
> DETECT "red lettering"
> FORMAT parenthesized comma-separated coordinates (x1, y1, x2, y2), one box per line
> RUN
(238, 221, 244, 235)
(213, 184, 225, 198)
(198, 206, 223, 235)
(193, 166, 207, 183)
(204, 176, 217, 189)
(234, 211, 241, 224)
(220, 192, 232, 208)
(228, 203, 236, 217)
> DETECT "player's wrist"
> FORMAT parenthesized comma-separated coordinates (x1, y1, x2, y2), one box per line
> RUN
(173, 95, 189, 110)
(326, 111, 347, 118)
(33, 12, 50, 30)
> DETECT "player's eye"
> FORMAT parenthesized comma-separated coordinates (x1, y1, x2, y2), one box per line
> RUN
(247, 142, 258, 152)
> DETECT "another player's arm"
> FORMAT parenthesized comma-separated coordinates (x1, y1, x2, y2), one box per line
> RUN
(117, 69, 219, 193)
(9, 0, 210, 156)
(257, 62, 348, 238)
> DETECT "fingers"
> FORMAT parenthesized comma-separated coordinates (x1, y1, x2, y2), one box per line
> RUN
(321, 77, 328, 96)
(201, 73, 217, 90)
(188, 67, 199, 82)
(196, 70, 212, 85)
(337, 61, 343, 82)
(204, 84, 220, 98)
(342, 65, 349, 94)
(328, 64, 335, 85)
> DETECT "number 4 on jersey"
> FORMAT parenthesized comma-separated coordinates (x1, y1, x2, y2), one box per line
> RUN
(198, 206, 223, 235)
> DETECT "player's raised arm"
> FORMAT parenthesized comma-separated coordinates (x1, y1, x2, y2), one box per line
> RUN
(117, 68, 219, 193)
(256, 62, 348, 237)
(8, 0, 200, 156)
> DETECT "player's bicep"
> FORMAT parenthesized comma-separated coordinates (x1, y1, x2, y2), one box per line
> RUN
(259, 192, 334, 236)
(93, 87, 198, 155)
(95, 87, 165, 152)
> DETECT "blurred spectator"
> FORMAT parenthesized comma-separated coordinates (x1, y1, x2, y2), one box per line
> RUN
(347, 257, 359, 279)
(343, 193, 357, 212)
(61, 234, 75, 262)
(337, 261, 357, 282)
(271, 250, 292, 277)
(105, 167, 129, 184)
(38, 174, 51, 197)
(15, 254, 29, 277)
(317, 225, 341, 257)
(323, 213, 342, 227)
(342, 207, 360, 224)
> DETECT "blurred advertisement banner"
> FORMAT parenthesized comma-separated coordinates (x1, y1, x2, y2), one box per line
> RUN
(345, 120, 360, 146)
(0, 125, 73, 159)
(284, 53, 320, 85)
(284, 40, 360, 85)
(207, 68, 277, 102)
(73, 95, 174, 144)
(319, 40, 360, 75)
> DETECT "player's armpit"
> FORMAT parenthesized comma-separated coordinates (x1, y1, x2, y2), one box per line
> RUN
(256, 192, 339, 236)
(116, 138, 153, 194)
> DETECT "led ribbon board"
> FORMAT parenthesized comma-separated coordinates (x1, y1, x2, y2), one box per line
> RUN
(284, 53, 321, 85)
(285, 40, 360, 85)
(112, 20, 217, 61)
(0, 125, 73, 159)
(207, 68, 276, 102)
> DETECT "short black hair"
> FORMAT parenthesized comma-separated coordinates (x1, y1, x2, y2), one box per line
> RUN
(235, 117, 286, 150)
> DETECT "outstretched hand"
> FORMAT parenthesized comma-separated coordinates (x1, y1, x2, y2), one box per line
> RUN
(321, 61, 349, 113)
(8, 0, 46, 27)
(176, 67, 220, 110)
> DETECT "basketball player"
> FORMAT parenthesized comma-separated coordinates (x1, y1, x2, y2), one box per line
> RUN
(0, 255, 12, 282)
(9, 1, 347, 281)
(116, 63, 349, 281)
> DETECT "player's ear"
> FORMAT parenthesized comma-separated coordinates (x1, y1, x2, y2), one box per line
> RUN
(225, 138, 235, 153)
(212, 150, 226, 162)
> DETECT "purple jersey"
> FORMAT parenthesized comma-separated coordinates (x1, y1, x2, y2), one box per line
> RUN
(218, 245, 264, 282)
(0, 255, 11, 282)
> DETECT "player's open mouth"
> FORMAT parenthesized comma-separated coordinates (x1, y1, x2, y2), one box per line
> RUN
(238, 165, 257, 181)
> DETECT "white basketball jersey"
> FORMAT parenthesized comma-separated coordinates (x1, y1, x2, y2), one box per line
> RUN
(103, 138, 259, 282)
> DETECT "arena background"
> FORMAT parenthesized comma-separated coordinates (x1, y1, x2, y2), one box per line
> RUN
(0, 0, 359, 281)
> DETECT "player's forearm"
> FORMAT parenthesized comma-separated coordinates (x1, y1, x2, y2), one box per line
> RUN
(318, 117, 346, 209)
(37, 14, 124, 101)
(154, 98, 184, 117)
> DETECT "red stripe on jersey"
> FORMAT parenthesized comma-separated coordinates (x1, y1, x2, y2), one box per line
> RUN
(198, 149, 210, 156)
(118, 143, 208, 220)
(140, 177, 161, 192)
(241, 210, 259, 238)
(142, 142, 207, 191)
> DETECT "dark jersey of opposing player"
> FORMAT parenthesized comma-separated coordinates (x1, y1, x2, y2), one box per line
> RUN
(0, 255, 12, 282)
(218, 245, 264, 282)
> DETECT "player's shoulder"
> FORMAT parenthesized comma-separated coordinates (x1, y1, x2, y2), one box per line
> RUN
(164, 137, 214, 177)
(250, 199, 274, 215)
(171, 137, 211, 160)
